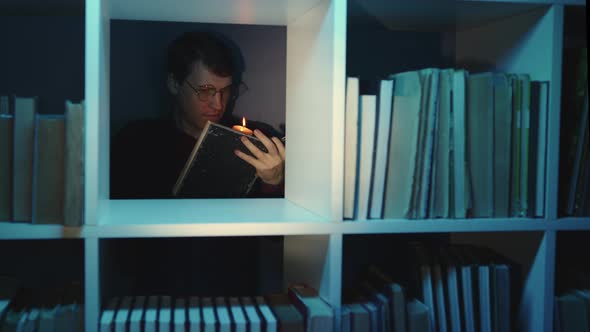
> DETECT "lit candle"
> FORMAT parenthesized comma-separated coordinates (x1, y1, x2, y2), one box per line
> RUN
(232, 117, 253, 135)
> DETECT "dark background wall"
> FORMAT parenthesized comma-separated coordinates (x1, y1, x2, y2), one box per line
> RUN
(110, 20, 287, 136)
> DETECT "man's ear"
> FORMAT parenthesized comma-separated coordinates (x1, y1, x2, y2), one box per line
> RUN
(167, 73, 179, 95)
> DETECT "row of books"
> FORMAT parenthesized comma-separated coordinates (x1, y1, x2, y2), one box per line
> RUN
(0, 95, 84, 226)
(555, 288, 590, 332)
(100, 284, 332, 332)
(560, 47, 589, 217)
(0, 277, 83, 332)
(342, 243, 520, 332)
(344, 68, 550, 220)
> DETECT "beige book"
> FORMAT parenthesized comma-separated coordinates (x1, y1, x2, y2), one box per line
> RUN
(64, 100, 84, 226)
(32, 115, 65, 224)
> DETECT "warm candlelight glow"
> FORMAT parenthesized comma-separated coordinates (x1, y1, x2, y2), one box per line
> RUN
(232, 117, 253, 135)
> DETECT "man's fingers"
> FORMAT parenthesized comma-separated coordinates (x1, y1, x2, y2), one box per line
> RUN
(271, 137, 286, 160)
(234, 149, 264, 169)
(253, 129, 279, 156)
(240, 136, 267, 160)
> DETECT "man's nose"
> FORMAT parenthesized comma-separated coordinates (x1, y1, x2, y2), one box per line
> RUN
(209, 92, 224, 110)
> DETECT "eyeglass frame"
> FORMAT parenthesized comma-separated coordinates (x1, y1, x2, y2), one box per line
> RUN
(184, 80, 248, 103)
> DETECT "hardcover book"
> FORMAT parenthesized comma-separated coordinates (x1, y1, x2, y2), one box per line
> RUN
(172, 121, 270, 198)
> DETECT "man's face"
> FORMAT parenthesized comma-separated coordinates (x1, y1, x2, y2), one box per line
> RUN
(175, 61, 232, 131)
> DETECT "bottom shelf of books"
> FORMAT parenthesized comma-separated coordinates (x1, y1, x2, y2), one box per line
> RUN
(554, 230, 590, 331)
(0, 239, 85, 331)
(341, 232, 546, 332)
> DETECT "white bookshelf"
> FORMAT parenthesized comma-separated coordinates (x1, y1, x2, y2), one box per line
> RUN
(0, 0, 588, 331)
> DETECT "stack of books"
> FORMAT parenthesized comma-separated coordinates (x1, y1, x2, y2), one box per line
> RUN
(99, 284, 334, 332)
(344, 69, 550, 220)
(0, 95, 84, 226)
(342, 243, 520, 332)
(0, 276, 84, 332)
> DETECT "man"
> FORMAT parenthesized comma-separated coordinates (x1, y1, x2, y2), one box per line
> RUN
(111, 31, 285, 199)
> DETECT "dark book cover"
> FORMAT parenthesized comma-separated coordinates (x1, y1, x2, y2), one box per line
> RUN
(172, 121, 268, 198)
(265, 293, 304, 332)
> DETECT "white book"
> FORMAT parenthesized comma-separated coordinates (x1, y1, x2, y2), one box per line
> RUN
(64, 100, 85, 226)
(159, 295, 172, 332)
(114, 296, 133, 332)
(348, 303, 370, 332)
(187, 296, 202, 332)
(228, 297, 247, 332)
(440, 249, 461, 332)
(255, 296, 277, 332)
(129, 296, 146, 332)
(174, 298, 187, 332)
(431, 69, 453, 218)
(384, 70, 423, 218)
(344, 77, 360, 219)
(16, 308, 29, 332)
(144, 296, 159, 332)
(407, 299, 431, 332)
(201, 297, 216, 332)
(452, 247, 476, 332)
(467, 72, 494, 217)
(357, 94, 377, 220)
(494, 264, 511, 332)
(215, 297, 231, 332)
(0, 95, 13, 221)
(12, 96, 37, 222)
(369, 79, 394, 219)
(452, 69, 469, 218)
(361, 282, 390, 332)
(100, 297, 119, 332)
(362, 301, 379, 332)
(289, 284, 335, 332)
(240, 297, 261, 332)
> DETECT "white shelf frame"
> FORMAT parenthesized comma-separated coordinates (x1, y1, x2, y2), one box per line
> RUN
(0, 1, 586, 332)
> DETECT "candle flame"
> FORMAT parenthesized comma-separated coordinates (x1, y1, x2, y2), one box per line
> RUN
(242, 117, 247, 127)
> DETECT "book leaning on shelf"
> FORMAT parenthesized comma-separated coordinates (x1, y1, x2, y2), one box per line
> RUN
(172, 120, 284, 198)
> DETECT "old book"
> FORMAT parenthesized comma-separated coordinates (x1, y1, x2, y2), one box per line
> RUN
(228, 297, 247, 332)
(407, 299, 431, 332)
(214, 297, 231, 332)
(172, 121, 269, 198)
(452, 69, 470, 218)
(64, 100, 84, 226)
(265, 293, 304, 332)
(369, 79, 394, 219)
(240, 297, 261, 332)
(509, 74, 522, 217)
(287, 284, 334, 332)
(173, 298, 186, 332)
(129, 296, 146, 332)
(356, 94, 377, 220)
(556, 292, 589, 332)
(467, 72, 494, 218)
(344, 77, 360, 219)
(32, 114, 65, 224)
(201, 297, 216, 332)
(255, 296, 277, 332)
(114, 296, 133, 332)
(493, 73, 513, 218)
(383, 70, 423, 218)
(12, 96, 37, 222)
(0, 95, 12, 221)
(159, 295, 172, 332)
(144, 296, 159, 332)
(100, 297, 119, 332)
(367, 266, 407, 332)
(187, 296, 202, 332)
(431, 69, 453, 219)
(359, 281, 390, 332)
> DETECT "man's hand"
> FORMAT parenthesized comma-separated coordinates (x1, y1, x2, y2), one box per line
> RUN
(234, 129, 285, 185)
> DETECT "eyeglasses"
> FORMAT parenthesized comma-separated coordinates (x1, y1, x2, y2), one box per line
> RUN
(185, 80, 248, 103)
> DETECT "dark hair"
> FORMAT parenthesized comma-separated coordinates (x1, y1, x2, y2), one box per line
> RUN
(166, 31, 236, 84)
